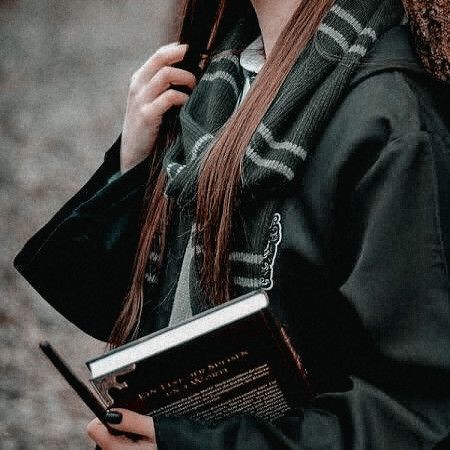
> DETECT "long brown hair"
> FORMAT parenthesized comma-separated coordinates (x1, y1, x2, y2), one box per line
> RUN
(109, 0, 335, 347)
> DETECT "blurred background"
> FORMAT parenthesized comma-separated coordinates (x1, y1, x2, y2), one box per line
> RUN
(1, 1, 175, 448)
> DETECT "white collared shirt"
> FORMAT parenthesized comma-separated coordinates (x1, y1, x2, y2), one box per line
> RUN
(235, 34, 266, 110)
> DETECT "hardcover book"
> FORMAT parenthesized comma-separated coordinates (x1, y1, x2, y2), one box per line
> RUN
(86, 290, 312, 424)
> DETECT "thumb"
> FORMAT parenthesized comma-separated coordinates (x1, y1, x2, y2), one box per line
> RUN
(104, 408, 155, 440)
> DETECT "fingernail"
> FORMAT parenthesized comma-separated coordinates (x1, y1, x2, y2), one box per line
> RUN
(104, 410, 122, 424)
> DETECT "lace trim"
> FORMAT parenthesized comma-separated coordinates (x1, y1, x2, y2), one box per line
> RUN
(260, 213, 282, 290)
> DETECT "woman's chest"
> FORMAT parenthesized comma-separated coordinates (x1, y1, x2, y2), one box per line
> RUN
(140, 177, 355, 388)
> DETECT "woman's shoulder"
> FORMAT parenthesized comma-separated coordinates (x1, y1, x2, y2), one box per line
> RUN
(340, 24, 450, 139)
(310, 26, 449, 202)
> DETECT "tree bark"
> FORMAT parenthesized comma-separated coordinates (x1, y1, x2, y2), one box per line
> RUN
(401, 0, 450, 81)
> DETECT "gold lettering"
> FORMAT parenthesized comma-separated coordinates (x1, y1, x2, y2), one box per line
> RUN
(137, 388, 158, 401)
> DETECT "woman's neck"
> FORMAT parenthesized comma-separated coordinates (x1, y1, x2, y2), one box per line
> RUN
(250, 0, 302, 57)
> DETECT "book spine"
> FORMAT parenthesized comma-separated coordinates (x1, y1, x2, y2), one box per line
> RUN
(279, 326, 312, 393)
(261, 311, 313, 399)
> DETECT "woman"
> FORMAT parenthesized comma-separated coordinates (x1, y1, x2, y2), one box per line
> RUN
(13, 0, 450, 448)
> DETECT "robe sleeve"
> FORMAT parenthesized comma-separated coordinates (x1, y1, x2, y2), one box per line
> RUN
(13, 134, 150, 341)
(153, 130, 450, 449)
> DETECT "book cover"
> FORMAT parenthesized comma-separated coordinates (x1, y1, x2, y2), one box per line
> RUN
(87, 290, 312, 424)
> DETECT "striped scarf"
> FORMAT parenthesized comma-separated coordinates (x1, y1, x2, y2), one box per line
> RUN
(148, 0, 405, 312)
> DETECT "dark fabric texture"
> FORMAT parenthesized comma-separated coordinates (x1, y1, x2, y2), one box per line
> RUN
(13, 16, 450, 450)
(13, 134, 151, 339)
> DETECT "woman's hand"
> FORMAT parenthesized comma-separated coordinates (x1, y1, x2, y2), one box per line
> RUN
(86, 409, 158, 450)
(120, 42, 198, 173)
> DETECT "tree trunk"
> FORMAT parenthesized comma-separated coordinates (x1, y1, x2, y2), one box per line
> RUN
(401, 0, 450, 81)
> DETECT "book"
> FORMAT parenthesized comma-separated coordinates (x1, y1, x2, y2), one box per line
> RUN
(42, 290, 312, 425)
(39, 341, 141, 441)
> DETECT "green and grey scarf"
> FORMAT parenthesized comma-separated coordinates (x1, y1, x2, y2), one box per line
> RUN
(147, 0, 405, 312)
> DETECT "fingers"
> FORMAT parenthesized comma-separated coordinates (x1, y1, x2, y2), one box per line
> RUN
(128, 42, 197, 108)
(87, 416, 155, 450)
(86, 418, 113, 448)
(134, 43, 189, 86)
(120, 41, 197, 174)
(148, 89, 190, 118)
(138, 66, 197, 103)
(104, 409, 156, 440)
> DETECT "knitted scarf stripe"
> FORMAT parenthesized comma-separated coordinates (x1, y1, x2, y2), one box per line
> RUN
(162, 0, 404, 202)
(145, 0, 405, 310)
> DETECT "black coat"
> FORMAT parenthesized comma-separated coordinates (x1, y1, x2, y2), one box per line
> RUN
(14, 25, 450, 449)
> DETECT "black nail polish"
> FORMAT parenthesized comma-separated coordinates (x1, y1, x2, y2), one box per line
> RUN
(104, 410, 122, 424)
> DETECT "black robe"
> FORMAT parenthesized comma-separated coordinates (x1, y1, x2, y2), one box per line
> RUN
(14, 25, 450, 449)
